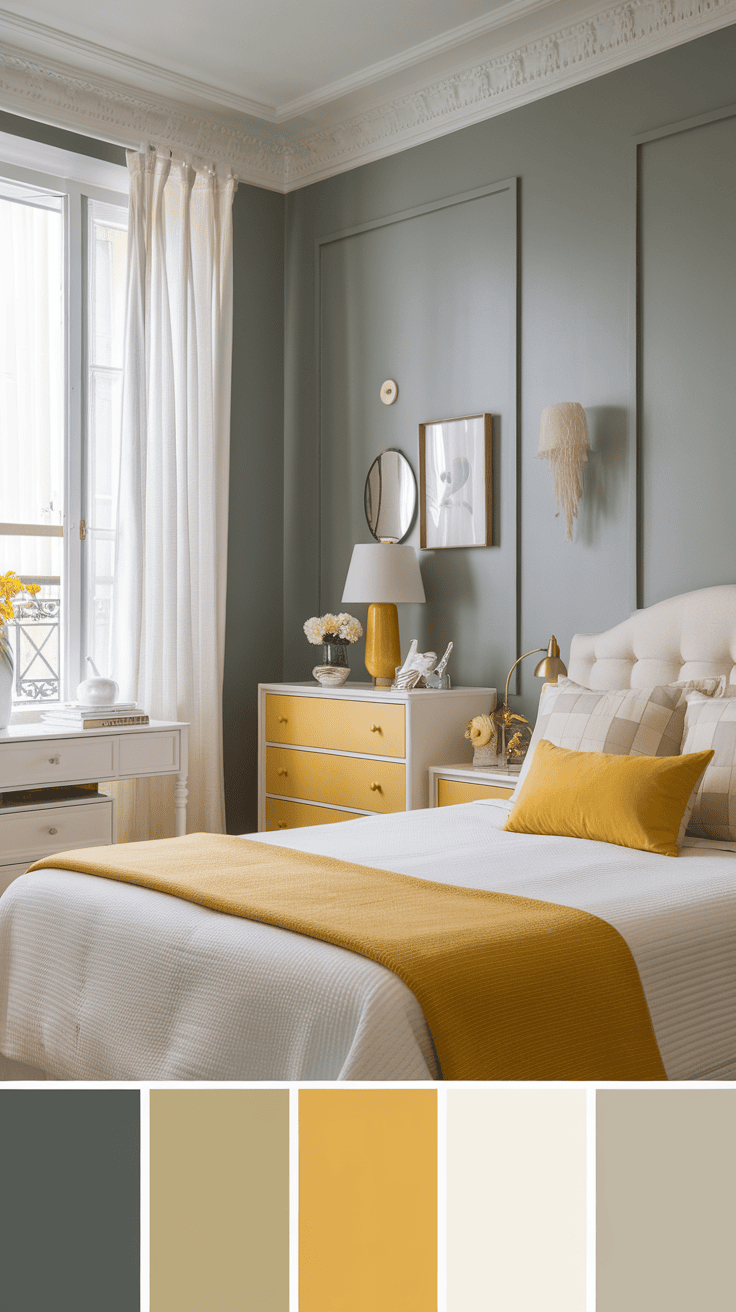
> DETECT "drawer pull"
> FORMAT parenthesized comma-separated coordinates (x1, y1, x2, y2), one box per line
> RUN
(370, 724, 381, 733)
(278, 715, 288, 724)
(48, 827, 58, 835)
(369, 782, 382, 792)
(277, 768, 288, 777)
(48, 756, 60, 765)
(277, 821, 287, 829)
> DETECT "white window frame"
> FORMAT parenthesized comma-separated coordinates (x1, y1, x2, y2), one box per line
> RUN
(0, 135, 128, 721)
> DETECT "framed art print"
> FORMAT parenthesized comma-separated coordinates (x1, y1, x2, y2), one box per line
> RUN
(419, 413, 492, 548)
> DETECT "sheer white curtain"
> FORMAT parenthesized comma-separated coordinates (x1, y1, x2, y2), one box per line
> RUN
(112, 149, 236, 836)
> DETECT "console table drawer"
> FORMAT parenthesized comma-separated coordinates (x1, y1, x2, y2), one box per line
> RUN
(0, 737, 115, 789)
(265, 694, 405, 758)
(118, 731, 180, 775)
(266, 747, 405, 814)
(0, 799, 115, 863)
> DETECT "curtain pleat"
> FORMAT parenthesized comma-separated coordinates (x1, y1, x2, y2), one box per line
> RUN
(112, 148, 236, 837)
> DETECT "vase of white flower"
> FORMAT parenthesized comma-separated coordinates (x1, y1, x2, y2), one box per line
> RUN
(303, 612, 363, 686)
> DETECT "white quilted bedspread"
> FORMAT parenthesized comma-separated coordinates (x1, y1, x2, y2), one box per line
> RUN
(1, 802, 735, 1081)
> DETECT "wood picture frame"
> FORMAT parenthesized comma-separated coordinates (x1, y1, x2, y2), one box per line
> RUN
(418, 413, 493, 549)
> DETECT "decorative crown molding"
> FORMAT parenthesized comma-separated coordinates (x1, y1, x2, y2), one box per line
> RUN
(0, 0, 734, 193)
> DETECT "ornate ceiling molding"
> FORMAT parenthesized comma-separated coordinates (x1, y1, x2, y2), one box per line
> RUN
(0, 0, 734, 193)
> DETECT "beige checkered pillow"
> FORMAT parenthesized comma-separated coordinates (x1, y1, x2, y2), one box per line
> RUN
(682, 694, 736, 841)
(513, 678, 693, 798)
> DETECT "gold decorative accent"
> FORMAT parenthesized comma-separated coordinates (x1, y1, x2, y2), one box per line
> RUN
(496, 636, 568, 764)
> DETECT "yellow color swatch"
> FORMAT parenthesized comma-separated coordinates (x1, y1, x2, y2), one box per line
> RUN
(300, 1089, 437, 1312)
(150, 1089, 289, 1312)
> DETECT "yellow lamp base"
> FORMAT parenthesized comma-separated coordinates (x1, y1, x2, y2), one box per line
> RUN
(365, 603, 401, 684)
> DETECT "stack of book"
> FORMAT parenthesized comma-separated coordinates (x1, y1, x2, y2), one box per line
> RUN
(41, 702, 150, 730)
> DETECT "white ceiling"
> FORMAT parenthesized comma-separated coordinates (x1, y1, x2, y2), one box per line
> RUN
(0, 0, 733, 189)
(0, 0, 518, 117)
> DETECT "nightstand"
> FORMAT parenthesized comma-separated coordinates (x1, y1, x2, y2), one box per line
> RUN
(258, 683, 496, 830)
(428, 762, 520, 807)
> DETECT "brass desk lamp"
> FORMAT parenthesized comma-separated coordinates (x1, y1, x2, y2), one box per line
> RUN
(497, 636, 567, 763)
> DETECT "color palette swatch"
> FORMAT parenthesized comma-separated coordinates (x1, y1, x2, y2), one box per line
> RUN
(149, 1089, 289, 1312)
(299, 1089, 437, 1312)
(0, 1089, 140, 1312)
(3, 1085, 734, 1311)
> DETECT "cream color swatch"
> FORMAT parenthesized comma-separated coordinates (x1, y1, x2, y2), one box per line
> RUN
(300, 1089, 437, 1312)
(598, 1090, 736, 1312)
(447, 1087, 587, 1311)
(150, 1089, 289, 1312)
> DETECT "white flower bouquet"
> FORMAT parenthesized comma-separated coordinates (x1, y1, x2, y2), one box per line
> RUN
(303, 612, 363, 645)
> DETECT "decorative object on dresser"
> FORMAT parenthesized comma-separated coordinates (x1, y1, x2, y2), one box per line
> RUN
(418, 414, 492, 549)
(258, 682, 495, 830)
(394, 640, 453, 690)
(465, 713, 500, 766)
(0, 718, 189, 898)
(342, 544, 425, 686)
(303, 612, 363, 686)
(0, 572, 42, 729)
(364, 449, 416, 543)
(537, 402, 590, 541)
(429, 762, 519, 808)
(496, 636, 568, 765)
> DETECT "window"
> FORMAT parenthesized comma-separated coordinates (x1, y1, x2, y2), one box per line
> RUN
(0, 146, 128, 714)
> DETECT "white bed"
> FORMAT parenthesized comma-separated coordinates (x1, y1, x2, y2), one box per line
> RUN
(2, 583, 735, 1082)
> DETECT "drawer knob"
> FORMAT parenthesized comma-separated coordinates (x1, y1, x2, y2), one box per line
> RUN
(48, 756, 60, 765)
(277, 768, 288, 777)
(278, 715, 288, 724)
(370, 724, 381, 733)
(369, 782, 382, 792)
(48, 827, 58, 835)
(277, 821, 287, 829)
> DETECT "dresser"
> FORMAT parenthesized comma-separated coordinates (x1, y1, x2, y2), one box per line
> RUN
(0, 719, 189, 897)
(258, 683, 495, 831)
(428, 762, 520, 807)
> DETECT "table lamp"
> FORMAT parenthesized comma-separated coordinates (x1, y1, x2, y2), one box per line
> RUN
(342, 543, 426, 685)
(499, 636, 568, 761)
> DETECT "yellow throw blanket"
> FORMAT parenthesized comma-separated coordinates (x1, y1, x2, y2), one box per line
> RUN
(29, 833, 667, 1081)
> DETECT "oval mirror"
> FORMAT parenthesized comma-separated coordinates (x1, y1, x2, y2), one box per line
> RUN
(364, 450, 417, 543)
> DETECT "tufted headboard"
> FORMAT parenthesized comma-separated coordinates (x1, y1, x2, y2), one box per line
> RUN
(567, 584, 736, 691)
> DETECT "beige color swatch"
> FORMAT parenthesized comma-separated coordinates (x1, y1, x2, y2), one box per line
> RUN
(598, 1090, 736, 1312)
(150, 1089, 289, 1312)
(447, 1087, 587, 1312)
(300, 1089, 437, 1312)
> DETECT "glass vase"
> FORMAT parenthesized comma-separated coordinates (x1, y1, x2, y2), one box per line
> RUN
(321, 641, 350, 669)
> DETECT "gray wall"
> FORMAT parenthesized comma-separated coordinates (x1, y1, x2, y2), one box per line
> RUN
(283, 28, 736, 731)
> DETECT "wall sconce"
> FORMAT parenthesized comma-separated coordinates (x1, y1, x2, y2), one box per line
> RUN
(537, 402, 590, 541)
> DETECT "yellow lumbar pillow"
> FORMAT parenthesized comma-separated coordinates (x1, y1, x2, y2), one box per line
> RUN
(505, 739, 714, 857)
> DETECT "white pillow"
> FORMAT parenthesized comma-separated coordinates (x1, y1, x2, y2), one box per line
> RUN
(682, 693, 736, 842)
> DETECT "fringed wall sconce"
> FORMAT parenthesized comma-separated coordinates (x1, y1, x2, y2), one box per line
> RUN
(537, 402, 590, 541)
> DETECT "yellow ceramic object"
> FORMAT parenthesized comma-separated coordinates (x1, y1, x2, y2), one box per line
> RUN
(364, 602, 401, 683)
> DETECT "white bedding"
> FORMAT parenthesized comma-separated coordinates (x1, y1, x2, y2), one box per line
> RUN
(1, 801, 735, 1081)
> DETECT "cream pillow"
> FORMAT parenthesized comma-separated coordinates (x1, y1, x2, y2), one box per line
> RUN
(512, 678, 689, 798)
(682, 693, 736, 841)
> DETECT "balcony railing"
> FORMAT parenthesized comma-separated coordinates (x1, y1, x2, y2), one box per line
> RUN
(8, 580, 61, 703)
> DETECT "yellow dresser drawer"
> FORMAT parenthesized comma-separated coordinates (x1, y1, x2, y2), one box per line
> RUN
(265, 694, 405, 758)
(265, 798, 359, 831)
(266, 747, 405, 814)
(437, 778, 515, 806)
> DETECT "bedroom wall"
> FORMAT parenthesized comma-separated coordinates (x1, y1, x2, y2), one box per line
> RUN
(282, 28, 736, 730)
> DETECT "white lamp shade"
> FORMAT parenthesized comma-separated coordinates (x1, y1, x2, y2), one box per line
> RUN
(342, 543, 426, 604)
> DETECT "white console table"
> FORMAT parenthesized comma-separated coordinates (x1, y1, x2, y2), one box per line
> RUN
(0, 719, 188, 897)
